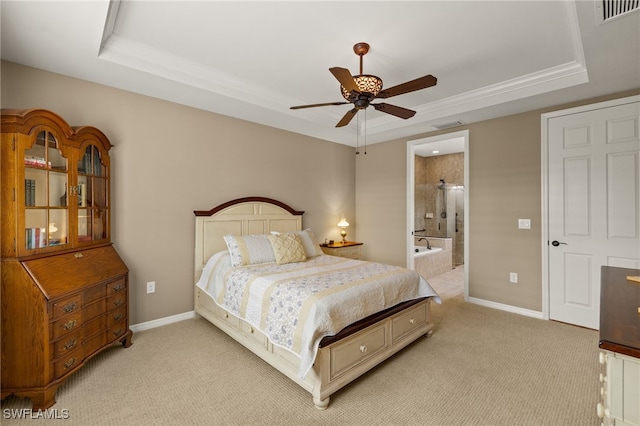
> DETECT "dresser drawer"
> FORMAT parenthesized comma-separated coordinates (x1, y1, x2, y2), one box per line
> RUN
(217, 305, 239, 328)
(50, 294, 82, 320)
(108, 324, 128, 343)
(83, 315, 106, 340)
(107, 306, 127, 327)
(52, 331, 82, 359)
(330, 323, 388, 379)
(107, 278, 126, 295)
(53, 347, 83, 379)
(392, 302, 427, 343)
(321, 245, 362, 259)
(240, 318, 267, 347)
(84, 299, 106, 322)
(336, 246, 361, 259)
(107, 292, 126, 311)
(51, 312, 82, 339)
(84, 284, 105, 304)
(84, 333, 106, 359)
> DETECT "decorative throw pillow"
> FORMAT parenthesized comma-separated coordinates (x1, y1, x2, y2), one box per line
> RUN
(271, 229, 323, 258)
(268, 233, 306, 265)
(223, 234, 276, 267)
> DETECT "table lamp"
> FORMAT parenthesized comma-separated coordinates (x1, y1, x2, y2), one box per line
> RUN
(337, 218, 349, 243)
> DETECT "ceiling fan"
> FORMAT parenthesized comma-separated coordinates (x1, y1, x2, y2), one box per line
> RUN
(290, 42, 437, 128)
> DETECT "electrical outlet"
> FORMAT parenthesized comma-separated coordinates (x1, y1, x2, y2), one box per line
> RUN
(509, 273, 518, 283)
(146, 281, 155, 294)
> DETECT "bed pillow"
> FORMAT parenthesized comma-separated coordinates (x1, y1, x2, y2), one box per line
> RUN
(223, 234, 276, 267)
(271, 229, 324, 258)
(268, 233, 307, 265)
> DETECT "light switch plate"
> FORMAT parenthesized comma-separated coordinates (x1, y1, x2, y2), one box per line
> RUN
(518, 219, 531, 229)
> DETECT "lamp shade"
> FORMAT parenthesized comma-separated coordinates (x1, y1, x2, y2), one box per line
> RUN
(337, 218, 349, 227)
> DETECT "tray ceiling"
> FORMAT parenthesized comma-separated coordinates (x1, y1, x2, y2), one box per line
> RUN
(1, 1, 639, 146)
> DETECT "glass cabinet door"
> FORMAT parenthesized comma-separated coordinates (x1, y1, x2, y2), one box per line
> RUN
(23, 131, 69, 250)
(77, 144, 108, 243)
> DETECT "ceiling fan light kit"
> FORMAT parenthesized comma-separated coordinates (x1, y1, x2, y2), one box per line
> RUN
(290, 42, 437, 128)
(340, 75, 383, 101)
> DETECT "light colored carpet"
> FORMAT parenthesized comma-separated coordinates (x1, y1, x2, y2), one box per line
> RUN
(1, 266, 600, 425)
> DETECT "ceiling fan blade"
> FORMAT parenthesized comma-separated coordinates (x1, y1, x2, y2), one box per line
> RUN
(329, 67, 360, 93)
(336, 108, 358, 127)
(372, 103, 416, 119)
(376, 74, 437, 99)
(290, 101, 350, 110)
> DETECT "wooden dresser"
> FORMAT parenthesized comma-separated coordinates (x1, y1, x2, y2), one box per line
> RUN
(1, 109, 132, 410)
(597, 266, 640, 426)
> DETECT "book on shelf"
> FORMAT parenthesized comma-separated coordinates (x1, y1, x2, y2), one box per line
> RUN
(24, 178, 36, 206)
(24, 155, 50, 168)
(78, 183, 86, 207)
(25, 228, 47, 249)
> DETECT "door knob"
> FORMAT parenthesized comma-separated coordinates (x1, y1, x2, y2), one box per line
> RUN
(551, 240, 567, 246)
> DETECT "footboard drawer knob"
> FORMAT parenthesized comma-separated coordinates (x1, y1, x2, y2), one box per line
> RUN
(409, 318, 415, 324)
(359, 345, 368, 353)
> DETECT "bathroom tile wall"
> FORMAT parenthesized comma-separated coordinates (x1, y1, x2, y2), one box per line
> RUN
(415, 152, 465, 265)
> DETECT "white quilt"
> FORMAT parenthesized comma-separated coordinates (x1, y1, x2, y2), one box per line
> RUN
(196, 252, 441, 378)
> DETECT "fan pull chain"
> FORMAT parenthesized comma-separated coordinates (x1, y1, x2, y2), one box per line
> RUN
(363, 109, 367, 155)
(356, 111, 360, 155)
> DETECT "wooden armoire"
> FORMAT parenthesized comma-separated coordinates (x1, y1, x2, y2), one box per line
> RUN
(0, 109, 132, 409)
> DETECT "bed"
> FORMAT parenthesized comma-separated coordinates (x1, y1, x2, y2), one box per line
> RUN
(193, 197, 440, 409)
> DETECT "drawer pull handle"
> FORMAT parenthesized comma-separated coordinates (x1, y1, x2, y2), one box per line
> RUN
(64, 338, 77, 350)
(112, 284, 123, 292)
(113, 313, 123, 321)
(248, 326, 254, 333)
(63, 302, 77, 313)
(113, 298, 123, 307)
(409, 318, 415, 324)
(74, 252, 83, 259)
(359, 345, 368, 353)
(114, 328, 124, 337)
(64, 357, 76, 369)
(597, 403, 604, 418)
(224, 312, 229, 318)
(599, 352, 607, 364)
(63, 320, 77, 330)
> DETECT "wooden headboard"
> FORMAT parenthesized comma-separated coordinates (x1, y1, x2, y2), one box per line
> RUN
(193, 197, 304, 281)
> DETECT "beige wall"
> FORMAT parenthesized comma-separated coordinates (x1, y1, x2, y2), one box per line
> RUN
(3, 60, 638, 320)
(1, 61, 356, 324)
(357, 89, 640, 312)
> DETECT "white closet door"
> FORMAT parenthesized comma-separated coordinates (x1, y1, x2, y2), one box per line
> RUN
(548, 100, 640, 329)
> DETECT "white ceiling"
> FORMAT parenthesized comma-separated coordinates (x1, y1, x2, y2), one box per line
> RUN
(1, 1, 639, 147)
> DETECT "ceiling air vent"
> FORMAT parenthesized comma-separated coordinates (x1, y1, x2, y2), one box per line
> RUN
(433, 120, 465, 130)
(602, 0, 639, 21)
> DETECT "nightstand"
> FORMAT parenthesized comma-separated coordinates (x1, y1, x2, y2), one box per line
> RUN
(320, 241, 363, 259)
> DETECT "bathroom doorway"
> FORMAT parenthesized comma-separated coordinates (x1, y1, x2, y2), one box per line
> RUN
(407, 130, 469, 299)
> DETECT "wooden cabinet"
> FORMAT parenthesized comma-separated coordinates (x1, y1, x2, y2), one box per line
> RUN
(320, 241, 363, 259)
(1, 109, 112, 257)
(1, 109, 132, 410)
(597, 267, 640, 425)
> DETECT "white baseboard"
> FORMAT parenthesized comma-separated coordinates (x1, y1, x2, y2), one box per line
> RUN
(467, 297, 544, 320)
(130, 310, 196, 333)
